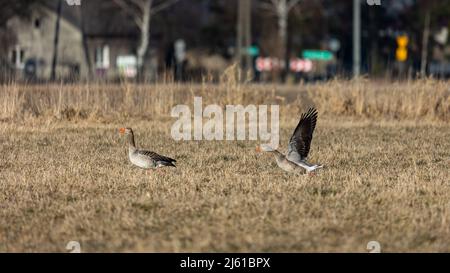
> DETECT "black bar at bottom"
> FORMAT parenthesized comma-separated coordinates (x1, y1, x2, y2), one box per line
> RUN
(0, 253, 445, 272)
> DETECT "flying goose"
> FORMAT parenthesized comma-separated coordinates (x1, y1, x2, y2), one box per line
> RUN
(256, 108, 323, 174)
(119, 127, 176, 171)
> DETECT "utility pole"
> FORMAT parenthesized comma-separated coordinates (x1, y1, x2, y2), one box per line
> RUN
(51, 0, 63, 81)
(236, 0, 252, 71)
(244, 0, 251, 70)
(353, 0, 361, 77)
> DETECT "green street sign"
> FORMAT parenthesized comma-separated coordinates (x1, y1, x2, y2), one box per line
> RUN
(302, 50, 333, 60)
(247, 46, 260, 56)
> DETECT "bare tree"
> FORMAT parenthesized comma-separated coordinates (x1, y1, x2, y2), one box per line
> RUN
(51, 0, 63, 81)
(112, 0, 179, 78)
(420, 9, 430, 78)
(236, 0, 252, 72)
(260, 0, 301, 80)
(79, 3, 92, 79)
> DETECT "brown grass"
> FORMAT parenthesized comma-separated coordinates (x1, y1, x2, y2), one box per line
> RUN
(1, 78, 449, 122)
(0, 79, 449, 252)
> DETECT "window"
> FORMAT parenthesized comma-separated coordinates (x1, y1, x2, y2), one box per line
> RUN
(34, 18, 41, 28)
(11, 50, 16, 64)
(95, 45, 110, 69)
(11, 45, 25, 68)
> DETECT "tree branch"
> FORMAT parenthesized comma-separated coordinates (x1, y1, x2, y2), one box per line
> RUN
(259, 1, 275, 11)
(260, 0, 300, 14)
(287, 0, 301, 12)
(150, 0, 180, 15)
(129, 0, 145, 10)
(270, 0, 279, 8)
(112, 0, 143, 27)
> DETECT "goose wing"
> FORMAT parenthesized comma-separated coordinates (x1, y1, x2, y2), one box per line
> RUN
(286, 108, 318, 162)
(138, 150, 177, 167)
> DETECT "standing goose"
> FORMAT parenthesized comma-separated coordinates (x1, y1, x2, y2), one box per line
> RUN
(119, 127, 176, 171)
(256, 108, 323, 174)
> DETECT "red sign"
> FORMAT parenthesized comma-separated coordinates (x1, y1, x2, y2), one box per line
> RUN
(289, 58, 313, 72)
(256, 57, 279, 71)
(256, 57, 312, 72)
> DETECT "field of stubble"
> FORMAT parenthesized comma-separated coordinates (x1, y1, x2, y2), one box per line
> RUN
(0, 80, 449, 252)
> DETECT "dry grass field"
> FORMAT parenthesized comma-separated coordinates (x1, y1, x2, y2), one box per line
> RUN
(0, 78, 449, 252)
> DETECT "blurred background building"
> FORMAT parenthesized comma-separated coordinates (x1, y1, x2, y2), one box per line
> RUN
(0, 0, 449, 83)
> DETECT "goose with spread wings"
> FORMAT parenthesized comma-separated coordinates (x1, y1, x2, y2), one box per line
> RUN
(256, 108, 323, 173)
(119, 127, 176, 171)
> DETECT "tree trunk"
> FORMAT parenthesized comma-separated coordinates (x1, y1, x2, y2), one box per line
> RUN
(50, 0, 63, 81)
(244, 0, 252, 72)
(236, 0, 251, 74)
(420, 9, 430, 78)
(236, 0, 243, 66)
(80, 3, 92, 80)
(137, 0, 152, 80)
(276, 0, 288, 82)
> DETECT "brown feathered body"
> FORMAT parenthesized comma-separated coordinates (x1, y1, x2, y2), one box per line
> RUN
(121, 128, 176, 169)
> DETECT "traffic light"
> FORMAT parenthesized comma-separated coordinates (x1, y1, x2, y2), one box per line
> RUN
(396, 35, 408, 62)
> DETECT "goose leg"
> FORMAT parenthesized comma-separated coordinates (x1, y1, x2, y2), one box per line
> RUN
(156, 168, 165, 176)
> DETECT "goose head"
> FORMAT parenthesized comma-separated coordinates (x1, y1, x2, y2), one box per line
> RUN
(119, 127, 133, 135)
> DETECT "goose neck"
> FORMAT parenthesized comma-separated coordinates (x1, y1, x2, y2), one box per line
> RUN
(127, 132, 136, 149)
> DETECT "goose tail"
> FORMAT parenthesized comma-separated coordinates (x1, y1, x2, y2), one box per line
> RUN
(160, 159, 176, 168)
(307, 164, 323, 173)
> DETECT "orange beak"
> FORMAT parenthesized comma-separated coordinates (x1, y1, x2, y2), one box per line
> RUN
(119, 128, 126, 134)
(255, 145, 262, 153)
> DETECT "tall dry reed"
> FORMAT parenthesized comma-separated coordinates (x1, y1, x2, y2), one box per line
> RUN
(0, 77, 448, 122)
